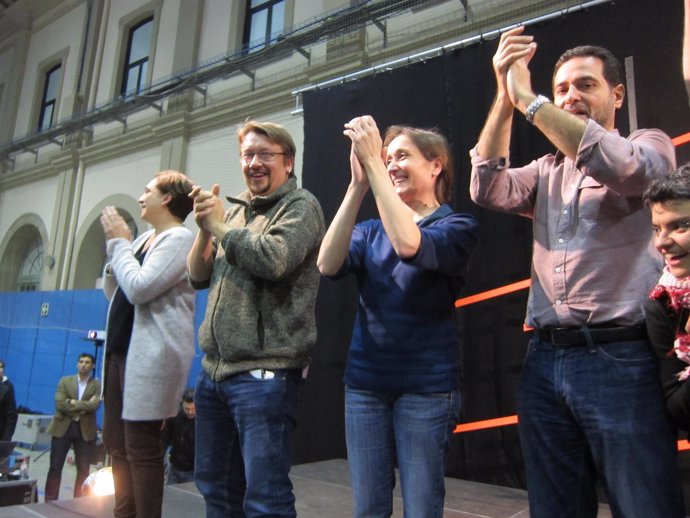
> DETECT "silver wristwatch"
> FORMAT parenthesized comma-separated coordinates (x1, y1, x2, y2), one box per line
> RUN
(525, 95, 552, 125)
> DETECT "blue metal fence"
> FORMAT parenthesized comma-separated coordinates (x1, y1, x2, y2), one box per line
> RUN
(0, 290, 206, 422)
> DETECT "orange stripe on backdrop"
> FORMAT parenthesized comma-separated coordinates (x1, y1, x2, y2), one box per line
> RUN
(673, 132, 690, 147)
(451, 132, 690, 443)
(454, 125, 690, 310)
(453, 415, 518, 434)
(455, 279, 531, 308)
(454, 417, 690, 453)
(453, 281, 530, 435)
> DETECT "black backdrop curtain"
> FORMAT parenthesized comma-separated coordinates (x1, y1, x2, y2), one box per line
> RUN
(294, 0, 690, 489)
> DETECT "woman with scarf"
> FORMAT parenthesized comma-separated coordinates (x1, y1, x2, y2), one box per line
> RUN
(644, 163, 690, 430)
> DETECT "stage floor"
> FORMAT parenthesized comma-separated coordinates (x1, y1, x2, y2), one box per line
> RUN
(0, 458, 613, 517)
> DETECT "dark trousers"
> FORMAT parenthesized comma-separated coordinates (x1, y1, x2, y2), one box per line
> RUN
(44, 421, 94, 500)
(103, 353, 165, 518)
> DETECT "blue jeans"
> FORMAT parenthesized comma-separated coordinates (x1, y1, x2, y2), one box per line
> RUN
(194, 369, 300, 518)
(517, 336, 685, 518)
(345, 386, 461, 518)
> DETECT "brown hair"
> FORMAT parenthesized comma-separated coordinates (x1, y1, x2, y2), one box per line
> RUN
(154, 170, 194, 221)
(383, 125, 454, 204)
(238, 121, 296, 174)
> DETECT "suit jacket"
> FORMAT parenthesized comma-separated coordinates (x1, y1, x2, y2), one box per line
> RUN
(46, 375, 101, 441)
(0, 380, 17, 441)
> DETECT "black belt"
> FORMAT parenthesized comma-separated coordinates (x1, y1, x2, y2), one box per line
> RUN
(533, 324, 647, 347)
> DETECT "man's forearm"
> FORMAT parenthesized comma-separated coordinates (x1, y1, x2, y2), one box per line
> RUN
(476, 92, 514, 159)
(525, 100, 586, 159)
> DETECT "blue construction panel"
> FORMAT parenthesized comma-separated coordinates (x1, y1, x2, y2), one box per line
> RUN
(5, 292, 43, 409)
(9, 291, 43, 327)
(34, 291, 73, 361)
(25, 351, 63, 415)
(69, 290, 108, 332)
(193, 290, 208, 330)
(186, 290, 208, 389)
(6, 291, 42, 381)
(38, 291, 74, 327)
(0, 293, 14, 362)
(66, 290, 108, 382)
(6, 326, 37, 368)
(32, 292, 74, 411)
(0, 288, 208, 413)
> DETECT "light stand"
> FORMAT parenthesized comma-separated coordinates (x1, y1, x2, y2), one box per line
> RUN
(83, 330, 105, 378)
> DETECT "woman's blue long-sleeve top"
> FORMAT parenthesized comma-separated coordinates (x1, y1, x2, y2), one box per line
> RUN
(328, 204, 479, 393)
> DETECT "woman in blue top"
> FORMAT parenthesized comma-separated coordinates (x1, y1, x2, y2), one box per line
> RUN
(318, 115, 478, 518)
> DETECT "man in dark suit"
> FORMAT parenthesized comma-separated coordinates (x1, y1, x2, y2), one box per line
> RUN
(44, 353, 101, 501)
(0, 360, 17, 441)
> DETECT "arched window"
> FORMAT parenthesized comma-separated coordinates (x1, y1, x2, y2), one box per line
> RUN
(72, 208, 139, 290)
(17, 235, 43, 292)
(121, 16, 154, 96)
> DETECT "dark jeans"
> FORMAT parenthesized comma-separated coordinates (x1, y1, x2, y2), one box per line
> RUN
(517, 336, 686, 518)
(103, 353, 165, 518)
(44, 421, 94, 500)
(194, 369, 300, 518)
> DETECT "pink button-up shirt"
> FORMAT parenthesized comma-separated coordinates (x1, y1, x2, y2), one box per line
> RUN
(470, 119, 675, 328)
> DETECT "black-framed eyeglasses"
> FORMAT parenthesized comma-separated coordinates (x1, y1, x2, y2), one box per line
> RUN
(240, 151, 286, 163)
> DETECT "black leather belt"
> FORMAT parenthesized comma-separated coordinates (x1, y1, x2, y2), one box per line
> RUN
(533, 324, 647, 347)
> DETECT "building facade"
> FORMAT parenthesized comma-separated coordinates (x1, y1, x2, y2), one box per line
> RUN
(0, 0, 586, 292)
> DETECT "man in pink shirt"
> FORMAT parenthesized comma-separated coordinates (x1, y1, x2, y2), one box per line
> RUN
(470, 27, 685, 518)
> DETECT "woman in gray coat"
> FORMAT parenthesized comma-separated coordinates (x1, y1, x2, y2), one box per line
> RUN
(100, 170, 196, 518)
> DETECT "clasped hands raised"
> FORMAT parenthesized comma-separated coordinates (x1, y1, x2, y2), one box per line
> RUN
(493, 25, 539, 113)
(343, 115, 388, 189)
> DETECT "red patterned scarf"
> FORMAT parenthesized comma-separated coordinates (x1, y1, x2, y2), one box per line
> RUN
(650, 268, 690, 380)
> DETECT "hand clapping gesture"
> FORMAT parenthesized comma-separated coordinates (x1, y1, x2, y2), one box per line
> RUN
(100, 206, 132, 242)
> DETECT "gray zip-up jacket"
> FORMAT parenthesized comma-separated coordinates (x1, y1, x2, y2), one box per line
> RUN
(191, 176, 325, 381)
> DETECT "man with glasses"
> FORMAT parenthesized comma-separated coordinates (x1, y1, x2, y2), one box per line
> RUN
(188, 121, 325, 518)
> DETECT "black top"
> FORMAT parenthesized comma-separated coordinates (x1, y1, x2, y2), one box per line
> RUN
(0, 380, 17, 441)
(163, 409, 195, 471)
(644, 295, 690, 431)
(106, 246, 146, 355)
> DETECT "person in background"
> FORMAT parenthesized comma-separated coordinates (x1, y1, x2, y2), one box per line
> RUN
(44, 353, 101, 501)
(469, 26, 684, 517)
(0, 360, 17, 441)
(162, 388, 195, 485)
(644, 164, 690, 431)
(100, 170, 196, 518)
(188, 120, 324, 518)
(318, 117, 478, 517)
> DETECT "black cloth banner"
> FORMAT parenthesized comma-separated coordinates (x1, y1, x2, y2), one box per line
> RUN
(296, 0, 690, 490)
